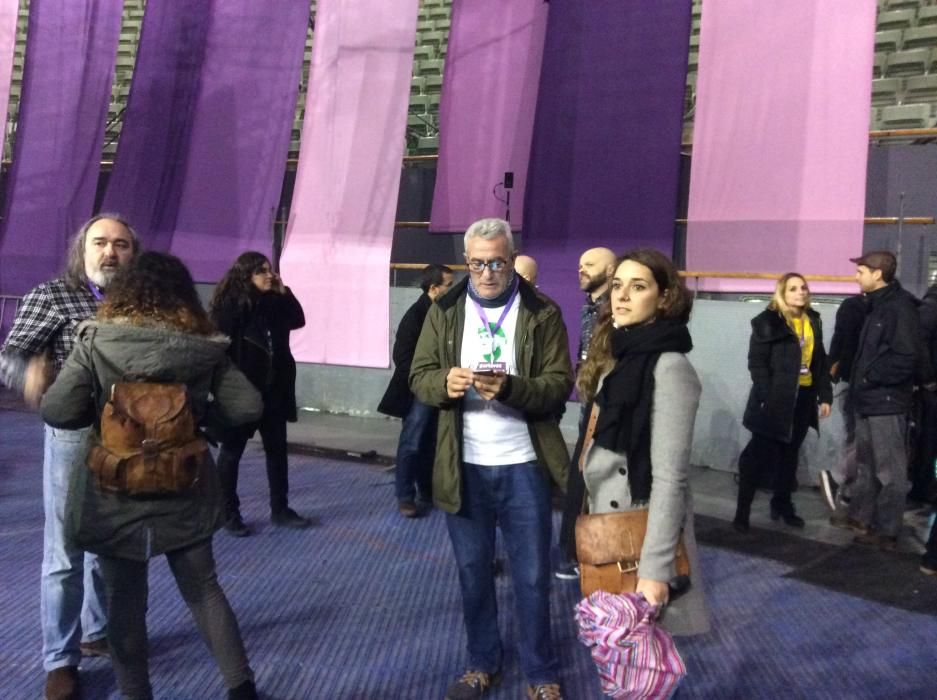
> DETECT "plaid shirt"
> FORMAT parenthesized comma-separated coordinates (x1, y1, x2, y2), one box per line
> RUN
(0, 278, 99, 392)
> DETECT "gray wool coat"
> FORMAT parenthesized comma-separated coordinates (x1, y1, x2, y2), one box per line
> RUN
(583, 352, 710, 636)
(40, 320, 262, 562)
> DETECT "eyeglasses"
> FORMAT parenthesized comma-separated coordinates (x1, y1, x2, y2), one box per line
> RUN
(466, 258, 509, 273)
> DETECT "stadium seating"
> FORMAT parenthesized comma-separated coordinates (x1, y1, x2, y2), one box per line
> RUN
(885, 48, 930, 77)
(881, 102, 933, 128)
(905, 74, 937, 105)
(875, 29, 903, 53)
(871, 77, 902, 107)
(903, 25, 937, 50)
(878, 9, 916, 31)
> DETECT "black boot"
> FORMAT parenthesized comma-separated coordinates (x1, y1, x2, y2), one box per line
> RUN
(732, 503, 751, 533)
(229, 680, 259, 700)
(770, 501, 805, 528)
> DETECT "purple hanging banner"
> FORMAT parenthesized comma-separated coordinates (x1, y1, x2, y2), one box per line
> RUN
(686, 0, 875, 293)
(429, 0, 548, 233)
(280, 0, 419, 368)
(522, 0, 691, 349)
(0, 0, 122, 295)
(103, 0, 310, 281)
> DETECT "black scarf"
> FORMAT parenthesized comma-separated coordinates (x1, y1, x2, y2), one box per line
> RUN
(592, 319, 692, 502)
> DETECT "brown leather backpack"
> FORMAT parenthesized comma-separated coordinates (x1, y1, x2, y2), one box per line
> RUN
(87, 381, 208, 497)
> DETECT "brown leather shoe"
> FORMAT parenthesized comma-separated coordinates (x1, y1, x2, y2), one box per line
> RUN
(79, 637, 110, 658)
(45, 666, 80, 700)
(527, 683, 563, 700)
(398, 500, 419, 518)
(444, 669, 501, 699)
(853, 532, 898, 551)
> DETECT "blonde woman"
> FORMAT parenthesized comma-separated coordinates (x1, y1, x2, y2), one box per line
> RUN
(734, 273, 832, 532)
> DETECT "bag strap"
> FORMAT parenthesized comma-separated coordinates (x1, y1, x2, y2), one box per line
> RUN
(578, 401, 599, 473)
(577, 401, 601, 516)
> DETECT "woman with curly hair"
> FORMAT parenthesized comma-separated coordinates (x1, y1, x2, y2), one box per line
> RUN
(210, 251, 309, 535)
(40, 252, 262, 699)
(578, 249, 709, 636)
(733, 272, 832, 532)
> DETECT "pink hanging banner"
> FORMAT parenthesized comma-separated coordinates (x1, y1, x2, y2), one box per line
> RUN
(0, 1, 16, 150)
(429, 0, 548, 233)
(686, 0, 875, 292)
(279, 0, 419, 367)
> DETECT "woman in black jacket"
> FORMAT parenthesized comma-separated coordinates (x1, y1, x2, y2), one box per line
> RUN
(210, 252, 310, 535)
(734, 273, 832, 532)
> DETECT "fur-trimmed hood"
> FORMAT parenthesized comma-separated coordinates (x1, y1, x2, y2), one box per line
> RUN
(750, 307, 821, 344)
(75, 319, 231, 386)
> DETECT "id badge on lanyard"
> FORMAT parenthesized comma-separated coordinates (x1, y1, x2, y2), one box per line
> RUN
(798, 325, 809, 376)
(472, 287, 518, 374)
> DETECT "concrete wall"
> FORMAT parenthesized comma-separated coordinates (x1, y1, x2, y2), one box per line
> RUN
(294, 290, 848, 478)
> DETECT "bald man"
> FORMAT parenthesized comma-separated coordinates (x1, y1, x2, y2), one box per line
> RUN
(515, 254, 538, 286)
(576, 247, 617, 365)
(556, 246, 618, 581)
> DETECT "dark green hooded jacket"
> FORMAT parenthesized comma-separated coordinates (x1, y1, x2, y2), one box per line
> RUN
(409, 277, 573, 513)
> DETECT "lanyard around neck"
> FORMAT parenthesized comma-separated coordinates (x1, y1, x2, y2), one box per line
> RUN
(471, 285, 519, 342)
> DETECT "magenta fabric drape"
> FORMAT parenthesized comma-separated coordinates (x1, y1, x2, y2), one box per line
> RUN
(280, 0, 420, 367)
(429, 0, 548, 233)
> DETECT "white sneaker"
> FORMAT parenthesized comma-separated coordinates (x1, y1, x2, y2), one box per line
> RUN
(819, 470, 838, 511)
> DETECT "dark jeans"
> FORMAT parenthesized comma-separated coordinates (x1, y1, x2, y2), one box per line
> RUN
(445, 461, 557, 685)
(737, 387, 814, 518)
(98, 540, 253, 699)
(394, 400, 436, 503)
(218, 410, 290, 517)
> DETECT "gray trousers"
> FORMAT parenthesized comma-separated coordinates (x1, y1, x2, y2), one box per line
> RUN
(848, 413, 909, 538)
(98, 539, 253, 699)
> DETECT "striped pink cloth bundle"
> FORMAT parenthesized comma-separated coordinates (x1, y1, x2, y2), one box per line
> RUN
(574, 590, 686, 699)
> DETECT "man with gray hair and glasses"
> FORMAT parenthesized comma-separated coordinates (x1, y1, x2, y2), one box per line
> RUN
(410, 218, 572, 700)
(1, 214, 138, 700)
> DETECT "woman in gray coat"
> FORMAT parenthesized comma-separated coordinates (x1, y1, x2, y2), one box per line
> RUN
(577, 249, 709, 637)
(40, 252, 263, 700)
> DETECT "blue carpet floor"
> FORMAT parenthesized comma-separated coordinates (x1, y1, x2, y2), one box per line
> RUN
(2, 407, 937, 699)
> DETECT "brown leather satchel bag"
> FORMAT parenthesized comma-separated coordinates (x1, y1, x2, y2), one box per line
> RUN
(576, 509, 690, 597)
(87, 382, 207, 497)
(576, 402, 690, 597)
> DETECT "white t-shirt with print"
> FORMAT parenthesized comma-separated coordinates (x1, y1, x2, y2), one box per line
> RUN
(460, 294, 537, 466)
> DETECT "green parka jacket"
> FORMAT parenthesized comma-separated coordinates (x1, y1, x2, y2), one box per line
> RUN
(40, 319, 262, 561)
(409, 277, 573, 513)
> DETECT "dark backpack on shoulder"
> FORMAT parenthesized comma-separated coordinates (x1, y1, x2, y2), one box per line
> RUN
(87, 381, 208, 497)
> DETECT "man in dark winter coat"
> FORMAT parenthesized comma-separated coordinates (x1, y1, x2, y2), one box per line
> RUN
(846, 251, 926, 549)
(378, 264, 453, 517)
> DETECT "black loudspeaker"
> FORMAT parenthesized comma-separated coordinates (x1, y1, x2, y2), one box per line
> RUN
(503, 171, 514, 189)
